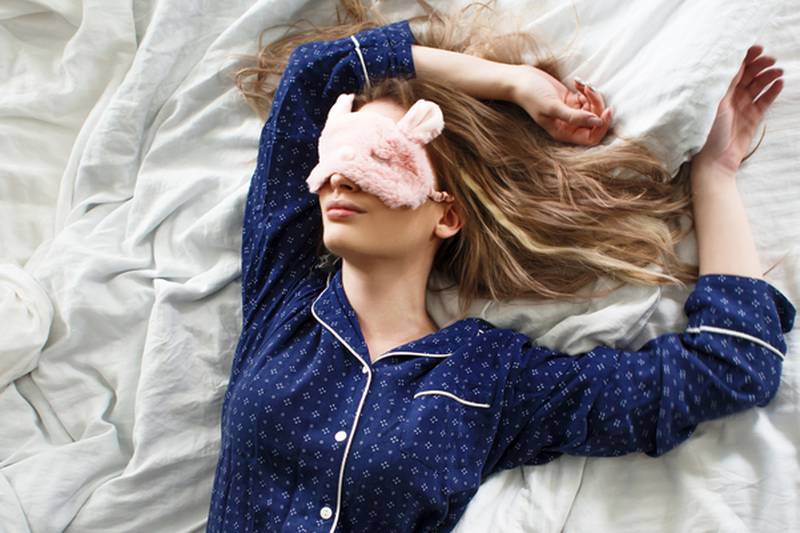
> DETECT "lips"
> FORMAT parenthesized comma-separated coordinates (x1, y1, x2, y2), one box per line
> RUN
(326, 200, 366, 213)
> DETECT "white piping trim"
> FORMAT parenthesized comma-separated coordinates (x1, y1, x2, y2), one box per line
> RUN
(480, 300, 493, 319)
(309, 272, 472, 530)
(685, 325, 785, 361)
(413, 389, 491, 409)
(349, 35, 371, 89)
(310, 272, 373, 533)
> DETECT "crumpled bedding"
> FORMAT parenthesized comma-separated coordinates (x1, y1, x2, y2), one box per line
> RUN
(1, 0, 797, 531)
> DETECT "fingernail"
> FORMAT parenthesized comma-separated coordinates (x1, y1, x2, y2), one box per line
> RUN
(590, 117, 603, 127)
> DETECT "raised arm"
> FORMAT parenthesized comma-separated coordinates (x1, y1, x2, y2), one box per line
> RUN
(240, 20, 416, 331)
(412, 43, 611, 145)
(484, 272, 796, 475)
(411, 44, 517, 101)
(690, 43, 784, 278)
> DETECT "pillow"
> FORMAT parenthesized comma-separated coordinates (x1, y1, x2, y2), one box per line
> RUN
(428, 0, 770, 349)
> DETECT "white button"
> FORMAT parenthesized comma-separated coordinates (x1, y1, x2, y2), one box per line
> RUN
(320, 506, 333, 519)
(361, 366, 368, 374)
(335, 430, 347, 442)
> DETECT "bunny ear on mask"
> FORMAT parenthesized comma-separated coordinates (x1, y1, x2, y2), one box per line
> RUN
(396, 99, 445, 145)
(327, 92, 356, 120)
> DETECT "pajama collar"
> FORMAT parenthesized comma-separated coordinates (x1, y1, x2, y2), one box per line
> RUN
(310, 266, 487, 369)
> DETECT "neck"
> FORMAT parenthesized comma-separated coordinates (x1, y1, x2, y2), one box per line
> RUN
(340, 254, 439, 348)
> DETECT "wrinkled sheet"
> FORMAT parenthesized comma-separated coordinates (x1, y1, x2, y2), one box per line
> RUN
(1, 0, 797, 532)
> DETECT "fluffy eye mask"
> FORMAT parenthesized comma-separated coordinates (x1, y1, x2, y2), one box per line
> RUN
(305, 92, 455, 209)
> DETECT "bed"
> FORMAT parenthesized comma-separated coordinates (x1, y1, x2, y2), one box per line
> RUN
(1, 0, 797, 531)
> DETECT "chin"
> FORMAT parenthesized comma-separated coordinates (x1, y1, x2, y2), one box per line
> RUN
(322, 234, 358, 257)
(324, 235, 384, 263)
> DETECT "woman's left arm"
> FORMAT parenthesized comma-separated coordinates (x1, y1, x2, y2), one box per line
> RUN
(411, 44, 519, 101)
(483, 272, 796, 476)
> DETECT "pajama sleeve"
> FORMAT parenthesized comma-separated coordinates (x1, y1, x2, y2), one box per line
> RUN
(240, 20, 416, 331)
(484, 273, 796, 475)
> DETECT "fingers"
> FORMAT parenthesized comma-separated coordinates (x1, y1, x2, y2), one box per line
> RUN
(741, 55, 777, 87)
(577, 80, 613, 137)
(572, 89, 593, 117)
(541, 99, 601, 130)
(728, 56, 747, 93)
(566, 90, 587, 110)
(557, 86, 602, 127)
(726, 45, 764, 94)
(742, 44, 763, 71)
(725, 45, 761, 94)
(571, 108, 605, 128)
(748, 67, 784, 100)
(571, 79, 608, 130)
(543, 77, 613, 145)
(575, 78, 605, 114)
(754, 75, 784, 114)
(737, 44, 785, 112)
(568, 106, 614, 146)
(584, 107, 613, 145)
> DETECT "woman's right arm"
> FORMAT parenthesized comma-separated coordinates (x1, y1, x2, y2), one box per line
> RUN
(240, 20, 416, 332)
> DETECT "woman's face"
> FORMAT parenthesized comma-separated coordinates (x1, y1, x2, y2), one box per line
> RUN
(317, 98, 461, 264)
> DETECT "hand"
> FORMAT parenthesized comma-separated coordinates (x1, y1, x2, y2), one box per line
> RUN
(693, 44, 785, 174)
(511, 65, 613, 146)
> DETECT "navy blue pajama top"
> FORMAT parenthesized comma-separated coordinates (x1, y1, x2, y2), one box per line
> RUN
(206, 19, 797, 533)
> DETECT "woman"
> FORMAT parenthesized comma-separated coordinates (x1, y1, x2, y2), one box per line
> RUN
(207, 3, 796, 532)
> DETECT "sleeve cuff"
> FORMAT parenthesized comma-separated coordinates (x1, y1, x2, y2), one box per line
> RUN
(683, 273, 797, 360)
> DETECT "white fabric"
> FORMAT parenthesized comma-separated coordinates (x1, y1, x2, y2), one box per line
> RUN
(1, 0, 797, 532)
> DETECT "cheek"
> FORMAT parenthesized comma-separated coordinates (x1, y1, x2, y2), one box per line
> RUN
(374, 209, 433, 243)
(322, 204, 433, 249)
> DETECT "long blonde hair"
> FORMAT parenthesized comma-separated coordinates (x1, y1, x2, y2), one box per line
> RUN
(230, 0, 777, 320)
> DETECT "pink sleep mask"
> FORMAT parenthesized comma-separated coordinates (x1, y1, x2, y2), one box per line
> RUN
(305, 92, 455, 209)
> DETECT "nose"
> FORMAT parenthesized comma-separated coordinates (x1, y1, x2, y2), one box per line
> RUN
(328, 172, 360, 192)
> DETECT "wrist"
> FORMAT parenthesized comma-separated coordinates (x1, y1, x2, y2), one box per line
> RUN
(473, 58, 518, 101)
(508, 64, 530, 104)
(690, 158, 738, 195)
(691, 152, 739, 177)
(495, 63, 521, 102)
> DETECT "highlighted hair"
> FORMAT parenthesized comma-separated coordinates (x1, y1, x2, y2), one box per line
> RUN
(231, 0, 781, 320)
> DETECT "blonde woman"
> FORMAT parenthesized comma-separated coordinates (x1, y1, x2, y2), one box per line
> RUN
(206, 2, 796, 531)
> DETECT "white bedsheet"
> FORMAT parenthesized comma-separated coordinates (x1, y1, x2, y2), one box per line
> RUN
(1, 1, 797, 532)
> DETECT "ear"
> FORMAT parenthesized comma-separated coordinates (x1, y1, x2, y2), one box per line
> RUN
(327, 92, 356, 120)
(397, 99, 445, 145)
(434, 200, 463, 240)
